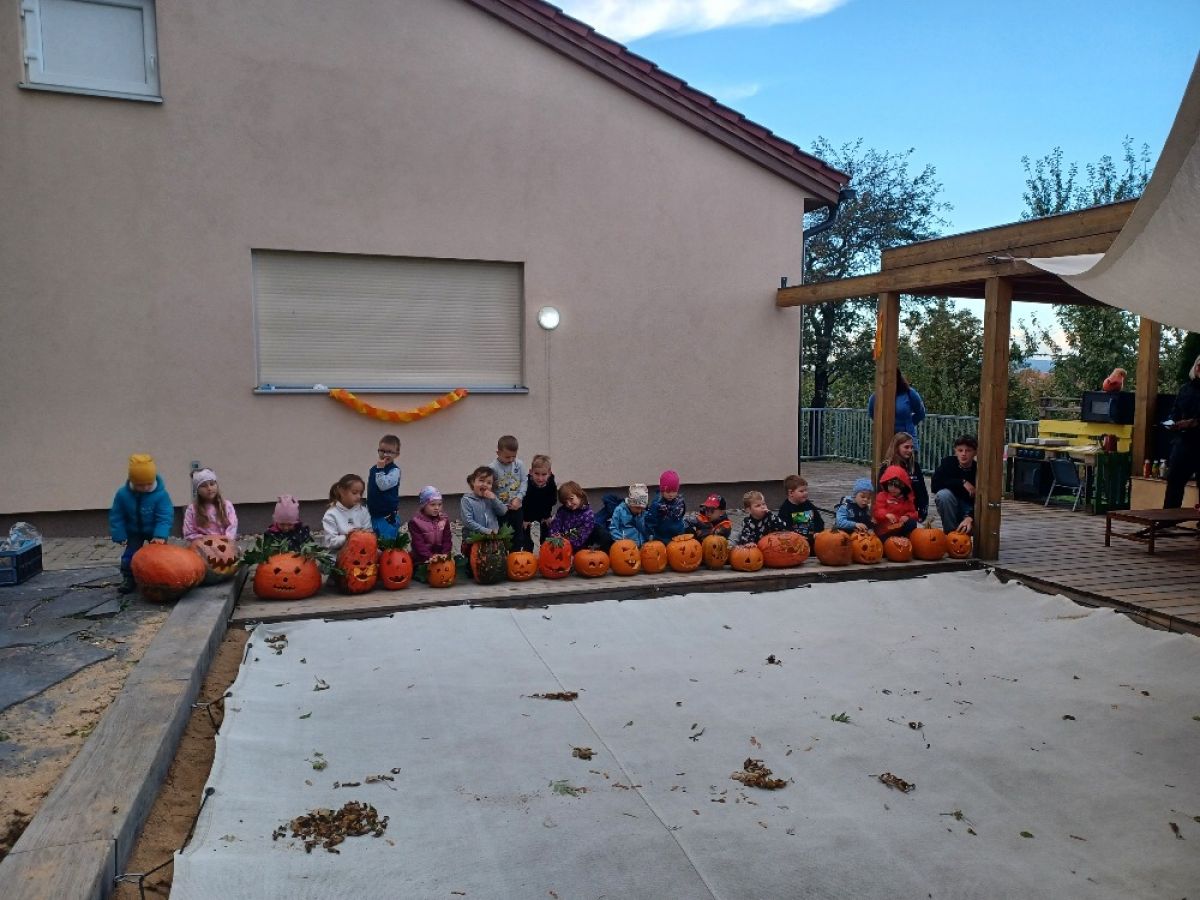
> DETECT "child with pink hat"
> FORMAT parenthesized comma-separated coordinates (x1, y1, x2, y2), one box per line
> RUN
(264, 494, 313, 552)
(645, 469, 687, 542)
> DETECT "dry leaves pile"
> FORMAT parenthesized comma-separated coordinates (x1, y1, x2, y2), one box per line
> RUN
(731, 758, 787, 790)
(529, 691, 579, 701)
(273, 801, 389, 853)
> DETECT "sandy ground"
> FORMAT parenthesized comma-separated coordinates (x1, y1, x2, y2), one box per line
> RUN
(114, 628, 248, 899)
(0, 605, 168, 859)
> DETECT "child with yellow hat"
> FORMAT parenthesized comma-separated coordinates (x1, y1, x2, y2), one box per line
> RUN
(108, 454, 175, 594)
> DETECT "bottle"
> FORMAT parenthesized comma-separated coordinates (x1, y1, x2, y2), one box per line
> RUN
(1152, 460, 1161, 478)
(1160, 459, 1169, 480)
(1142, 458, 1152, 478)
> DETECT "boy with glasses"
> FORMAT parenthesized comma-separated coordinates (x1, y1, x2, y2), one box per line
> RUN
(368, 434, 402, 540)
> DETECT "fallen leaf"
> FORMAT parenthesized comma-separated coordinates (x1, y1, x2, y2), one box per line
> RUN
(299, 712, 312, 720)
(571, 747, 595, 760)
(1020, 831, 1034, 839)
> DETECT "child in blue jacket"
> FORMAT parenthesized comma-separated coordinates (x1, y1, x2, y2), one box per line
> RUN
(108, 454, 174, 594)
(645, 469, 686, 542)
(608, 483, 650, 547)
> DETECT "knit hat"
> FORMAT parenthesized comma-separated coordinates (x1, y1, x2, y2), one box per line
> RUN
(659, 470, 680, 492)
(273, 495, 300, 525)
(192, 468, 217, 492)
(853, 477, 874, 496)
(628, 483, 649, 507)
(128, 454, 157, 484)
(418, 485, 443, 507)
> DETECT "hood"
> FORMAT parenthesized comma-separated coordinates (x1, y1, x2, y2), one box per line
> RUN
(879, 465, 913, 490)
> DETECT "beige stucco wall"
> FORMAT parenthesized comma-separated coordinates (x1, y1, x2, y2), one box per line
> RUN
(0, 0, 811, 515)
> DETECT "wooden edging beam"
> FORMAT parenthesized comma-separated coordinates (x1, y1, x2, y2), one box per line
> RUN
(871, 292, 900, 477)
(1132, 317, 1161, 473)
(975, 276, 1013, 561)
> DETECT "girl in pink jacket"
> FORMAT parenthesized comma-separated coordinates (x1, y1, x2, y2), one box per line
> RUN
(407, 485, 453, 565)
(183, 468, 238, 541)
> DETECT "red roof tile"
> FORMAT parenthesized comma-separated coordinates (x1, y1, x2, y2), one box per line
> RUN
(462, 0, 849, 205)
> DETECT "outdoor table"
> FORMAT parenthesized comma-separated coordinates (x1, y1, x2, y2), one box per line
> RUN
(1104, 507, 1200, 554)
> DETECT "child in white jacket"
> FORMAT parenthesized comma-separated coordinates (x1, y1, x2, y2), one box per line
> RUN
(322, 474, 372, 550)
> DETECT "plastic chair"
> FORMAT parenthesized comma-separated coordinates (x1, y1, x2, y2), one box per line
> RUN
(1044, 457, 1083, 512)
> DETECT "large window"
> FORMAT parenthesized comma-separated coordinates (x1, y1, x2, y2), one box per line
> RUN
(19, 0, 160, 100)
(252, 251, 525, 392)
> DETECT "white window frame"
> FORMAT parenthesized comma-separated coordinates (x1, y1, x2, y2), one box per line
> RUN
(19, 0, 161, 102)
(251, 250, 528, 394)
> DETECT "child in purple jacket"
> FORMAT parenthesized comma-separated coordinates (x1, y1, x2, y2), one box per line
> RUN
(546, 481, 612, 550)
(408, 485, 453, 565)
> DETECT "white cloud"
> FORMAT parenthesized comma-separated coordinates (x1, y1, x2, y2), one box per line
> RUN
(558, 0, 849, 42)
(706, 81, 762, 102)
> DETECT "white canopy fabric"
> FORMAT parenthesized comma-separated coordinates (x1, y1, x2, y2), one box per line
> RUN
(1028, 54, 1200, 331)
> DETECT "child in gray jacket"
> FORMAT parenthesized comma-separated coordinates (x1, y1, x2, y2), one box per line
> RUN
(461, 466, 508, 540)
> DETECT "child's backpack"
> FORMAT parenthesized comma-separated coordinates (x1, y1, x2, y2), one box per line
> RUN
(595, 493, 623, 532)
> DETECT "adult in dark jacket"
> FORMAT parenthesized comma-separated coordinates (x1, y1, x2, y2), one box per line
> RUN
(1164, 354, 1200, 509)
(877, 432, 928, 521)
(868, 369, 927, 449)
(931, 434, 978, 534)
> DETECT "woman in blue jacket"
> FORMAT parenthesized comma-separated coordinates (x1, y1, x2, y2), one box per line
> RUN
(867, 369, 927, 450)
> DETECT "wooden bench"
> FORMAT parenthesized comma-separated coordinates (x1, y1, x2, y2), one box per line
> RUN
(1104, 507, 1200, 554)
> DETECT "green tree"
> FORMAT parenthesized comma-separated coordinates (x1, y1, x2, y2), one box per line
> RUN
(1020, 139, 1152, 396)
(900, 299, 982, 415)
(803, 139, 951, 411)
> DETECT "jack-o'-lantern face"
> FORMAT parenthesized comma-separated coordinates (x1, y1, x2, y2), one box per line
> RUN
(507, 551, 537, 581)
(378, 548, 413, 590)
(729, 544, 764, 572)
(538, 537, 573, 580)
(426, 554, 456, 588)
(608, 539, 641, 575)
(667, 534, 703, 573)
(701, 535, 730, 569)
(192, 536, 241, 583)
(850, 532, 883, 564)
(335, 531, 379, 594)
(945, 531, 973, 559)
(574, 548, 610, 578)
(640, 540, 668, 574)
(253, 553, 322, 601)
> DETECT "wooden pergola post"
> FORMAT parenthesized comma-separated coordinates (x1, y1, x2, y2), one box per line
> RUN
(975, 276, 1013, 560)
(871, 291, 900, 479)
(1132, 316, 1161, 472)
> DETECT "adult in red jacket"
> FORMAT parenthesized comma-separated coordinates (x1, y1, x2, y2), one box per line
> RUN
(873, 465, 919, 538)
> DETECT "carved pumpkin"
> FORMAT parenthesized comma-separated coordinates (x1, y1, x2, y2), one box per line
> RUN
(608, 539, 641, 576)
(468, 534, 510, 585)
(131, 543, 207, 602)
(574, 548, 611, 578)
(506, 550, 538, 581)
(191, 536, 241, 584)
(426, 554, 456, 588)
(701, 534, 730, 569)
(640, 540, 668, 574)
(538, 536, 573, 580)
(850, 532, 884, 565)
(253, 552, 323, 601)
(758, 531, 810, 568)
(729, 544, 764, 572)
(910, 528, 947, 561)
(945, 531, 973, 559)
(667, 534, 703, 573)
(334, 530, 379, 594)
(812, 530, 853, 567)
(883, 536, 913, 562)
(378, 548, 413, 590)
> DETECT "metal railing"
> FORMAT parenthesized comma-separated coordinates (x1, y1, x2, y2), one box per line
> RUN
(800, 408, 1040, 471)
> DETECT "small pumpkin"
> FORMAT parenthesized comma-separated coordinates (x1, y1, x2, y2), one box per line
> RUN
(850, 532, 884, 565)
(883, 536, 913, 562)
(812, 530, 853, 567)
(758, 531, 810, 568)
(425, 554, 457, 588)
(334, 530, 379, 594)
(640, 540, 668, 574)
(729, 544, 764, 572)
(701, 534, 730, 569)
(910, 528, 947, 561)
(667, 534, 703, 573)
(574, 547, 611, 578)
(538, 536, 573, 580)
(377, 532, 413, 590)
(191, 535, 241, 584)
(608, 539, 642, 576)
(131, 543, 207, 602)
(253, 552, 323, 601)
(506, 550, 538, 581)
(945, 531, 973, 559)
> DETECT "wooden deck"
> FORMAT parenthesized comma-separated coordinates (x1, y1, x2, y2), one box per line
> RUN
(996, 498, 1200, 634)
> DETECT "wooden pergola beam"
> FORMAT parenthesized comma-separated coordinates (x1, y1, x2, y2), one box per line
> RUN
(1132, 317, 1161, 473)
(871, 292, 900, 476)
(975, 276, 1013, 560)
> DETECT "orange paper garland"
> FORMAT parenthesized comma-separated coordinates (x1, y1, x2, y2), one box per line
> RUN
(329, 388, 468, 423)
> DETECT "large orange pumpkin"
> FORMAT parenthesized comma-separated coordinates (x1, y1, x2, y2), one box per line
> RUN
(850, 532, 884, 564)
(506, 550, 538, 581)
(701, 535, 730, 569)
(667, 534, 703, 573)
(538, 537, 573, 579)
(253, 552, 323, 601)
(190, 536, 241, 584)
(333, 530, 379, 594)
(910, 528, 947, 561)
(378, 548, 413, 590)
(813, 530, 853, 567)
(469, 535, 509, 585)
(426, 554, 456, 588)
(883, 536, 913, 562)
(945, 531, 973, 559)
(758, 532, 810, 568)
(640, 540, 668, 574)
(608, 539, 641, 576)
(574, 548, 611, 578)
(729, 544, 764, 572)
(131, 543, 207, 602)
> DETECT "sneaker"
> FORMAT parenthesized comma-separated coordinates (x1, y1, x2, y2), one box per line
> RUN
(117, 575, 136, 595)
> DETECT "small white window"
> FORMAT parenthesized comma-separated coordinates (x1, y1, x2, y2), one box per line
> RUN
(20, 0, 160, 100)
(252, 251, 526, 393)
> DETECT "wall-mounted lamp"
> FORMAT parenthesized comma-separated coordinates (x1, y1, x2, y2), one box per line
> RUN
(537, 306, 561, 331)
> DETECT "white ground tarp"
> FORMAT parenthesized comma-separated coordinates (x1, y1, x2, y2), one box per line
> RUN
(173, 572, 1200, 899)
(1028, 55, 1200, 331)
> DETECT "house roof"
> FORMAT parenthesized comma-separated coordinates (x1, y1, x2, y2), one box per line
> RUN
(462, 0, 849, 208)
